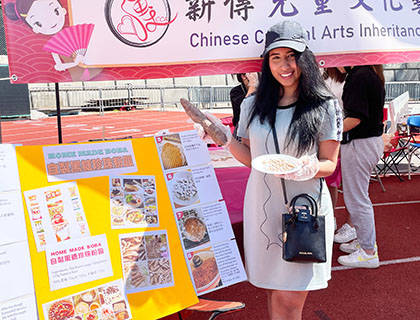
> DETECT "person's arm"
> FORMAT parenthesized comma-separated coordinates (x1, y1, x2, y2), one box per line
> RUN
(244, 73, 258, 97)
(229, 137, 252, 168)
(343, 117, 361, 132)
(315, 139, 340, 178)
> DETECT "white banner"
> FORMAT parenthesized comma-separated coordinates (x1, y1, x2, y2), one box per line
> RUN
(68, 0, 420, 67)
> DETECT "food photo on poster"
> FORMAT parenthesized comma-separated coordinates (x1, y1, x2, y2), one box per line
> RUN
(42, 279, 131, 320)
(176, 207, 210, 250)
(187, 247, 223, 295)
(119, 231, 174, 294)
(166, 169, 200, 209)
(155, 133, 188, 170)
(109, 175, 158, 228)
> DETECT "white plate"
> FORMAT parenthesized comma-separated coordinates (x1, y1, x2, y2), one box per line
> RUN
(252, 154, 301, 175)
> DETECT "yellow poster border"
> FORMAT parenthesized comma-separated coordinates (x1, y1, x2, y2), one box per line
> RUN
(15, 137, 198, 320)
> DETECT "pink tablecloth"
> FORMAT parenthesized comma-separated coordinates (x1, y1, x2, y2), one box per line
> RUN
(214, 166, 250, 225)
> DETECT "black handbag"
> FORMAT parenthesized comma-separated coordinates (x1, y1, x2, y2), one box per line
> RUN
(282, 192, 326, 263)
(271, 126, 326, 263)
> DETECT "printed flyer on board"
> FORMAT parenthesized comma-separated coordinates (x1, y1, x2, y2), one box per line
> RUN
(109, 175, 158, 229)
(24, 182, 90, 252)
(45, 234, 113, 291)
(155, 131, 247, 295)
(0, 144, 38, 320)
(0, 144, 21, 192)
(42, 279, 131, 320)
(119, 230, 174, 294)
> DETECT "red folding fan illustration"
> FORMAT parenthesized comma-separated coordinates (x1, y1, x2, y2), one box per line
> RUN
(43, 23, 95, 58)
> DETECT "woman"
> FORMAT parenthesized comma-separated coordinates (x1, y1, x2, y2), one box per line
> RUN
(229, 21, 342, 319)
(336, 65, 385, 268)
(323, 68, 349, 235)
(230, 72, 259, 139)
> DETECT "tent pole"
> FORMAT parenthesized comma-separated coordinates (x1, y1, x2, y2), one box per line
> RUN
(0, 107, 2, 143)
(55, 83, 63, 144)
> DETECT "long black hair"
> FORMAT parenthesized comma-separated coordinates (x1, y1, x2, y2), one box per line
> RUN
(248, 48, 333, 157)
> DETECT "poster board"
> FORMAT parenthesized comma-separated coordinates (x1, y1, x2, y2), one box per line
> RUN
(15, 137, 199, 320)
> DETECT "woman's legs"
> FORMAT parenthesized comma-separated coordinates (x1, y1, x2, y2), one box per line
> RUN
(267, 290, 308, 320)
(341, 137, 383, 252)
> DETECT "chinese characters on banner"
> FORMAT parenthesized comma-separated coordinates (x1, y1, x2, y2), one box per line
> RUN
(2, 0, 420, 83)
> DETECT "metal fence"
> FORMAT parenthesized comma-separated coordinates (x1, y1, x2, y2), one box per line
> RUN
(26, 81, 420, 114)
(385, 82, 420, 102)
(29, 85, 235, 112)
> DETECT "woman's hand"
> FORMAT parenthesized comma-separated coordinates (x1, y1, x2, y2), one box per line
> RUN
(193, 112, 232, 147)
(245, 72, 259, 97)
(275, 154, 320, 181)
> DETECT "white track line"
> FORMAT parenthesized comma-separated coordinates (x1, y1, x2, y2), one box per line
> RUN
(336, 199, 420, 210)
(334, 200, 420, 270)
(332, 256, 420, 271)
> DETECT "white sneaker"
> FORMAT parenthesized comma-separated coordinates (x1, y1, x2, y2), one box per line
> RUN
(334, 223, 357, 243)
(339, 239, 360, 254)
(340, 240, 378, 254)
(337, 247, 380, 268)
(334, 217, 337, 232)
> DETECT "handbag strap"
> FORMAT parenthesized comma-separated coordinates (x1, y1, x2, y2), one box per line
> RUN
(271, 125, 323, 210)
(271, 127, 289, 210)
(290, 193, 319, 219)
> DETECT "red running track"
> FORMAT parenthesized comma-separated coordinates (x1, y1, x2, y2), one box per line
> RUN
(165, 174, 420, 320)
(3, 111, 420, 319)
(0, 110, 231, 146)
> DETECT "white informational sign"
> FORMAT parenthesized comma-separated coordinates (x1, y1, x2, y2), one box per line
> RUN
(155, 131, 210, 170)
(45, 234, 113, 291)
(156, 130, 247, 295)
(186, 241, 247, 295)
(0, 191, 27, 246)
(24, 182, 90, 252)
(165, 166, 223, 210)
(0, 242, 35, 303)
(68, 0, 420, 67)
(0, 294, 38, 320)
(43, 140, 137, 182)
(42, 279, 132, 320)
(176, 201, 234, 251)
(0, 145, 38, 320)
(119, 230, 175, 294)
(0, 145, 20, 192)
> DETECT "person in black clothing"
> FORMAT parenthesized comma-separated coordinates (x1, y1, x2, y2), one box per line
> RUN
(336, 65, 385, 269)
(230, 73, 259, 139)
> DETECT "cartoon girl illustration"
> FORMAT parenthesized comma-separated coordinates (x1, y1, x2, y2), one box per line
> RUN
(5, 0, 101, 80)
